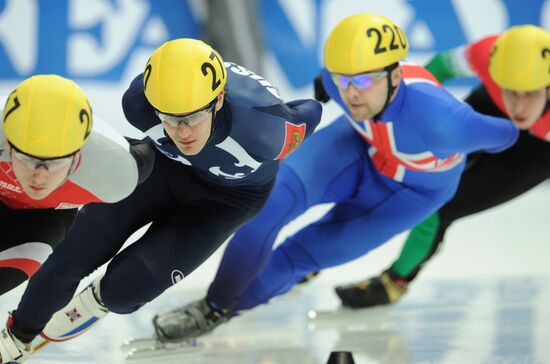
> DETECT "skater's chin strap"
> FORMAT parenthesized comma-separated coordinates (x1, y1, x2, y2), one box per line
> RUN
(373, 63, 399, 122)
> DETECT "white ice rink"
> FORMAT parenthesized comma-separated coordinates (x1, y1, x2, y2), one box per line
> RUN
(2, 180, 550, 364)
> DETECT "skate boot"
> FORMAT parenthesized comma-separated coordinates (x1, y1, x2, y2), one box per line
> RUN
(153, 298, 229, 342)
(0, 315, 32, 363)
(335, 270, 408, 309)
(41, 276, 108, 342)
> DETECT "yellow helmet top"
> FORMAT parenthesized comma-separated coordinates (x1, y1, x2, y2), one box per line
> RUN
(143, 38, 227, 114)
(325, 13, 409, 75)
(3, 74, 93, 158)
(489, 25, 550, 91)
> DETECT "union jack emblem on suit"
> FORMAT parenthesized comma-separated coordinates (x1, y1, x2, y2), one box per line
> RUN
(346, 115, 464, 182)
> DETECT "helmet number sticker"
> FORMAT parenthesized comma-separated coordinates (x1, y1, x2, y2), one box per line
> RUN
(542, 48, 550, 73)
(489, 45, 498, 68)
(393, 25, 408, 48)
(201, 50, 226, 91)
(3, 91, 21, 123)
(143, 62, 152, 91)
(367, 25, 407, 55)
(382, 25, 399, 51)
(79, 108, 92, 139)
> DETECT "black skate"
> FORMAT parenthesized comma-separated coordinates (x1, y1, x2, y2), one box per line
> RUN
(152, 298, 229, 342)
(335, 271, 408, 309)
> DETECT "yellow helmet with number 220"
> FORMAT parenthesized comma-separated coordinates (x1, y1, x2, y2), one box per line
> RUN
(325, 13, 409, 75)
(489, 25, 550, 92)
(143, 38, 227, 114)
(3, 74, 93, 158)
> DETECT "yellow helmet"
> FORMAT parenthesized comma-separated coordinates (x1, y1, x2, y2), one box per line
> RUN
(489, 25, 550, 91)
(3, 75, 93, 158)
(325, 13, 409, 75)
(143, 38, 227, 114)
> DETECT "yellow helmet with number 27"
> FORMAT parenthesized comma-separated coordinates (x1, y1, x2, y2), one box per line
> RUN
(3, 74, 93, 158)
(143, 38, 227, 114)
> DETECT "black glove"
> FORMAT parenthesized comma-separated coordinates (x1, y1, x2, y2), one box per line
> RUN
(126, 137, 155, 184)
(313, 73, 331, 103)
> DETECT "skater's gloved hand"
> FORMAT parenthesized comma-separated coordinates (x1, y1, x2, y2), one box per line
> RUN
(314, 73, 331, 104)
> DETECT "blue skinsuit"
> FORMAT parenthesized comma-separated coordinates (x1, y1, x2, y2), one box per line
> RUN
(206, 63, 519, 312)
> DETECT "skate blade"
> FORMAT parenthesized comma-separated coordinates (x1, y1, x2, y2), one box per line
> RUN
(122, 338, 204, 361)
(121, 337, 158, 352)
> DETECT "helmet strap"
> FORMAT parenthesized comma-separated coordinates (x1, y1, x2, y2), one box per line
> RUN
(205, 93, 223, 144)
(63, 153, 79, 181)
(206, 108, 217, 143)
(373, 63, 399, 121)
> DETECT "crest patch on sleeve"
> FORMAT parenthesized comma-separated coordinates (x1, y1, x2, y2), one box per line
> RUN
(275, 121, 306, 160)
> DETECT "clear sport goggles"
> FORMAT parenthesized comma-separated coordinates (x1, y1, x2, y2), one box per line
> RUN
(10, 145, 75, 172)
(155, 100, 216, 128)
(332, 71, 387, 90)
